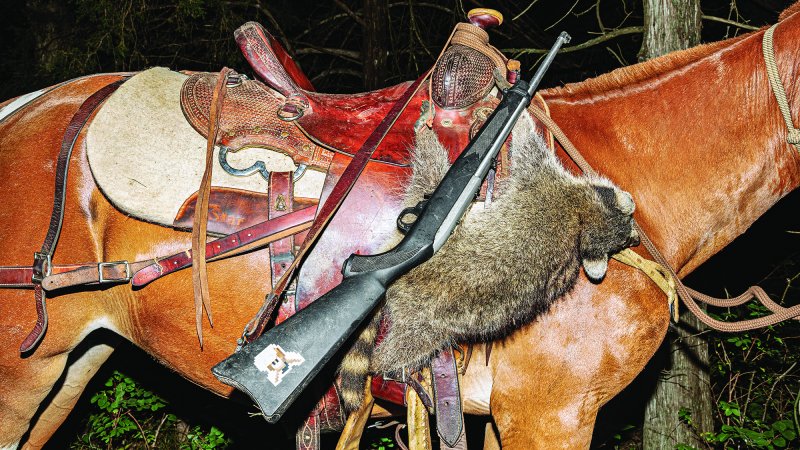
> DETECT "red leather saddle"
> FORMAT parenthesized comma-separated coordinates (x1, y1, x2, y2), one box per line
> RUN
(176, 13, 527, 437)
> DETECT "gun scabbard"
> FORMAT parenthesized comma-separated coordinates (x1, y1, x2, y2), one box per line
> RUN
(211, 274, 386, 422)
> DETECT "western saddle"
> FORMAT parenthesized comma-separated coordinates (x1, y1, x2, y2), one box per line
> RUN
(181, 10, 518, 449)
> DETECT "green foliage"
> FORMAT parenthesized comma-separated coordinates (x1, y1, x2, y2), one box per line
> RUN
(368, 436, 397, 449)
(673, 259, 800, 450)
(73, 371, 230, 449)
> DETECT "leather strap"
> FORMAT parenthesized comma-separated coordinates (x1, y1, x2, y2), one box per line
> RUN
(133, 206, 313, 287)
(0, 207, 314, 292)
(296, 413, 321, 450)
(192, 67, 233, 347)
(371, 375, 408, 406)
(432, 348, 467, 450)
(20, 79, 125, 353)
(0, 265, 84, 287)
(239, 71, 431, 346)
(269, 172, 298, 325)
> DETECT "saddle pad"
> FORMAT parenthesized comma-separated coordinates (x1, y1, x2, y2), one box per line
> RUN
(86, 67, 326, 227)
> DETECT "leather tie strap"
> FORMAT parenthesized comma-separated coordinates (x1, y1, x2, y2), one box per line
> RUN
(132, 206, 314, 287)
(20, 79, 126, 353)
(269, 172, 299, 325)
(192, 67, 233, 347)
(432, 348, 467, 450)
(1, 207, 314, 291)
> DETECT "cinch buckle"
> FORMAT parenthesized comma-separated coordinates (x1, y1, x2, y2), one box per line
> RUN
(98, 261, 131, 283)
(32, 252, 52, 283)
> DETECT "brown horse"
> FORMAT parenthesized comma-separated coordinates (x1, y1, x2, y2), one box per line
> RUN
(2, 3, 800, 449)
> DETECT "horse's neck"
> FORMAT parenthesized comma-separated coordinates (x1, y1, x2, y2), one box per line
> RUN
(542, 20, 800, 276)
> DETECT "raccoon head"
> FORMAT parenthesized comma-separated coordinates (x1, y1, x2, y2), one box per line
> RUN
(579, 183, 639, 281)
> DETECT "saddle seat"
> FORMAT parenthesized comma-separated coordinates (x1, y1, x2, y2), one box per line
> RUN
(231, 21, 503, 164)
(182, 71, 499, 168)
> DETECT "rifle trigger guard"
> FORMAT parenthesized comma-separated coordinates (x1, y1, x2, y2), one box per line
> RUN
(396, 200, 428, 234)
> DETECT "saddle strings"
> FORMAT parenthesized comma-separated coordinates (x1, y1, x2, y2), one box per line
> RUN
(192, 66, 233, 347)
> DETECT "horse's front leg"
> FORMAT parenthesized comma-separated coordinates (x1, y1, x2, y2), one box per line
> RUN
(488, 269, 669, 449)
(22, 340, 117, 450)
(0, 289, 129, 449)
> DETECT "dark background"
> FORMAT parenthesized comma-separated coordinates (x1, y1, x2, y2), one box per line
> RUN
(1, 0, 798, 448)
(0, 0, 795, 98)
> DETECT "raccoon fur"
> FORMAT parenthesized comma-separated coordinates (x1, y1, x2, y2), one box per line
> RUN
(337, 113, 638, 413)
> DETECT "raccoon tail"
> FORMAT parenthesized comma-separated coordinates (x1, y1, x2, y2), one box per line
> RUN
(337, 311, 382, 414)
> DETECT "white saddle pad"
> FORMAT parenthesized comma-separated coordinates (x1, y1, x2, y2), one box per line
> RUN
(86, 67, 325, 227)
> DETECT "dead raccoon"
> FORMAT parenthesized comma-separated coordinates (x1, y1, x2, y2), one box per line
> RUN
(337, 114, 638, 412)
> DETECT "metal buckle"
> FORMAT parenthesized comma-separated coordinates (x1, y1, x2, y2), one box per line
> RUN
(98, 261, 131, 283)
(32, 252, 52, 283)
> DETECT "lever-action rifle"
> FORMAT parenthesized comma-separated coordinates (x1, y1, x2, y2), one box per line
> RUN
(212, 31, 572, 423)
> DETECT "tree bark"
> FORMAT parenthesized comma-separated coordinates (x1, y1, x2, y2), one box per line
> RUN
(640, 1, 713, 448)
(643, 316, 714, 448)
(639, 0, 702, 61)
(361, 0, 389, 90)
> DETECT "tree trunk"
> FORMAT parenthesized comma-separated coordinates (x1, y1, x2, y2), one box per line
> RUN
(640, 1, 713, 448)
(361, 0, 389, 90)
(639, 0, 702, 61)
(643, 315, 714, 448)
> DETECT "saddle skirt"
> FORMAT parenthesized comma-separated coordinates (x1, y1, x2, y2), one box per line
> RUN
(86, 67, 329, 233)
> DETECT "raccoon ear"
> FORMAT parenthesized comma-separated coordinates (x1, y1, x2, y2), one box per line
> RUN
(582, 256, 609, 281)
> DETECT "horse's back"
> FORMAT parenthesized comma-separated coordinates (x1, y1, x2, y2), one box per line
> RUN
(0, 74, 129, 264)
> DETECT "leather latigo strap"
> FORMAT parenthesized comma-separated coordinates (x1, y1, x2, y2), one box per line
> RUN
(19, 79, 126, 353)
(269, 172, 299, 325)
(239, 71, 431, 345)
(1, 206, 313, 301)
(432, 348, 467, 450)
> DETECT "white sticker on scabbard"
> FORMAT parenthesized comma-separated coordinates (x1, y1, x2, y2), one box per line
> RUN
(254, 343, 305, 386)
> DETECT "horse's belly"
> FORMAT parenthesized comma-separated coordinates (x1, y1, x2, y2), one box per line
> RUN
(462, 345, 493, 415)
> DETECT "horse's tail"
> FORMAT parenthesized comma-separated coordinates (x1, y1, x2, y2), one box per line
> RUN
(337, 311, 382, 414)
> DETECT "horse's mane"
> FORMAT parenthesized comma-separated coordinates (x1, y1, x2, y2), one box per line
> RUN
(779, 1, 800, 21)
(547, 2, 799, 99)
(544, 34, 751, 98)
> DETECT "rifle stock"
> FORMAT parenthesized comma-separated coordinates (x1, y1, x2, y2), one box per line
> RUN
(212, 32, 571, 422)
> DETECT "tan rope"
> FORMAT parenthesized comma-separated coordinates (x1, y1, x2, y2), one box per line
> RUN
(529, 104, 800, 332)
(763, 24, 800, 149)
